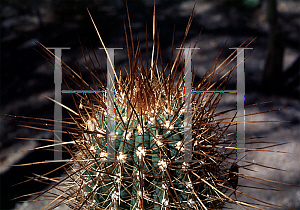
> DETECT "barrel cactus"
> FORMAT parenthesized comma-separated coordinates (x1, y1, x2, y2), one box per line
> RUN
(71, 64, 234, 209)
(40, 7, 242, 209)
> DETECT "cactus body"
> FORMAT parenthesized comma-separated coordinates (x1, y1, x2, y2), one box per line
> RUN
(67, 75, 234, 210)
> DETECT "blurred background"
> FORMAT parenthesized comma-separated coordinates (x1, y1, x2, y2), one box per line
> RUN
(1, 0, 299, 209)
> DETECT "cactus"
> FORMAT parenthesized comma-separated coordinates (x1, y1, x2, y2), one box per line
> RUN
(70, 64, 232, 209)
(15, 3, 300, 210)
(51, 7, 242, 209)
